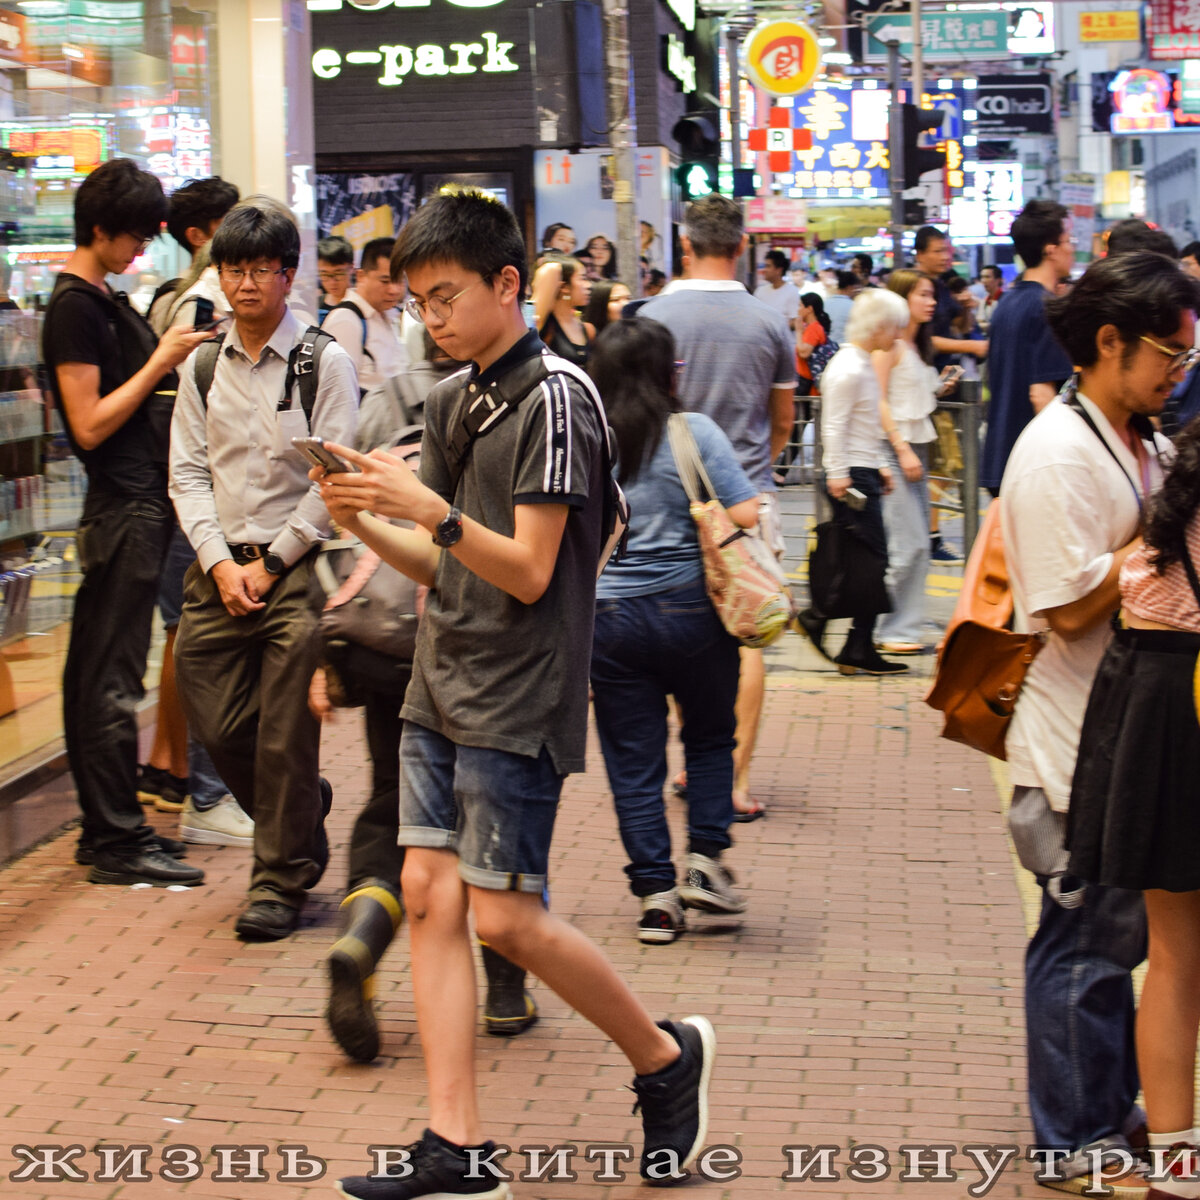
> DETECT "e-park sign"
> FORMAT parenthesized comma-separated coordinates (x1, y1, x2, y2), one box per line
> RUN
(309, 0, 520, 86)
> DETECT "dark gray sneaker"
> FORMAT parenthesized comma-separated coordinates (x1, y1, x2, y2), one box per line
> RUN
(336, 1128, 511, 1200)
(631, 1016, 717, 1184)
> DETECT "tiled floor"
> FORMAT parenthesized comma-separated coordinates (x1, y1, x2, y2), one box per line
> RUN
(0, 635, 1052, 1199)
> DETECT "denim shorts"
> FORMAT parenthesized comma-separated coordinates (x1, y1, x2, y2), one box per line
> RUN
(156, 524, 197, 629)
(397, 721, 563, 892)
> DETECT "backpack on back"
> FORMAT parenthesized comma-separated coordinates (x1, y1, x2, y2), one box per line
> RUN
(924, 501, 1045, 760)
(192, 325, 335, 424)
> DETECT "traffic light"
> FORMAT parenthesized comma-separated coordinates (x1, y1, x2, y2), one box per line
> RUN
(901, 103, 946, 188)
(673, 115, 720, 201)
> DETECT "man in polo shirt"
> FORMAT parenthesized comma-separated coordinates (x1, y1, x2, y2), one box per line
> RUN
(170, 200, 358, 941)
(981, 200, 1075, 496)
(641, 194, 795, 821)
(914, 225, 988, 369)
(322, 236, 408, 395)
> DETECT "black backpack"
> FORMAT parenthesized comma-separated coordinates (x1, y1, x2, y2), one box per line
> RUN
(325, 300, 374, 364)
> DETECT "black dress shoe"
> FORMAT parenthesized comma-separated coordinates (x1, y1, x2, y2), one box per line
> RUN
(87, 847, 205, 887)
(794, 607, 834, 663)
(76, 834, 188, 866)
(236, 900, 300, 941)
(320, 776, 333, 817)
(834, 645, 909, 676)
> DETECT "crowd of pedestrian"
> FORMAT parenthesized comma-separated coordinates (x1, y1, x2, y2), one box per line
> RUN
(39, 155, 1200, 1199)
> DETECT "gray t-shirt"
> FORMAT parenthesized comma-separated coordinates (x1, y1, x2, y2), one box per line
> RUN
(641, 283, 797, 490)
(401, 340, 604, 774)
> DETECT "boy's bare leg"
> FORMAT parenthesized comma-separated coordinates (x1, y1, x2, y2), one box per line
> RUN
(472, 888, 679, 1075)
(403, 847, 482, 1146)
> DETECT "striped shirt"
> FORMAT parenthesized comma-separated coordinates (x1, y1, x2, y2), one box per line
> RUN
(1122, 513, 1200, 633)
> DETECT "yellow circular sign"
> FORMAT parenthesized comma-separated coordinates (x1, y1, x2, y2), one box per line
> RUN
(742, 20, 823, 96)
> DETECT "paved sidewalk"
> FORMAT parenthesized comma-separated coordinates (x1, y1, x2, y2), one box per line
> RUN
(0, 623, 1057, 1200)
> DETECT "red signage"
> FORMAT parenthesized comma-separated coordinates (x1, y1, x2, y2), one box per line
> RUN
(1149, 0, 1200, 59)
(747, 107, 814, 173)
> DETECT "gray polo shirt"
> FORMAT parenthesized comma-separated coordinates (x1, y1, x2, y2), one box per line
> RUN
(641, 280, 797, 490)
(401, 335, 604, 774)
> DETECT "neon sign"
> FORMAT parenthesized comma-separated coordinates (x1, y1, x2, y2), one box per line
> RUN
(312, 32, 518, 84)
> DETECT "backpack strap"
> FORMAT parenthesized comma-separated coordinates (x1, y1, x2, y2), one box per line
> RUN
(283, 326, 336, 425)
(194, 326, 333, 427)
(327, 300, 373, 363)
(194, 333, 227, 409)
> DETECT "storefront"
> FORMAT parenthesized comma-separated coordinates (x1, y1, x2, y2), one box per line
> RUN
(311, 0, 719, 279)
(0, 0, 314, 786)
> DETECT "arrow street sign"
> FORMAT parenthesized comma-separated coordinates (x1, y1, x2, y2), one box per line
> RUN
(864, 11, 1008, 62)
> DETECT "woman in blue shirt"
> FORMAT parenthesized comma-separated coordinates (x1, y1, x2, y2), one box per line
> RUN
(590, 318, 760, 946)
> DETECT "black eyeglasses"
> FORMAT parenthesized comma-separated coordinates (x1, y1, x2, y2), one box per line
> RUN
(220, 266, 287, 285)
(404, 278, 487, 323)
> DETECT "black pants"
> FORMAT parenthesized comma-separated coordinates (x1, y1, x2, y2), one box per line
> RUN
(827, 466, 887, 649)
(65, 494, 172, 855)
(347, 686, 409, 894)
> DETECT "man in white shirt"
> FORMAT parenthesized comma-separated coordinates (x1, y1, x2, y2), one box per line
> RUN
(149, 176, 240, 335)
(170, 200, 358, 941)
(753, 249, 801, 331)
(1001, 251, 1200, 1196)
(321, 236, 407, 394)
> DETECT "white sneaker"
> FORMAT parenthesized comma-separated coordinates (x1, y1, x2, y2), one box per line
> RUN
(180, 795, 254, 847)
(679, 853, 747, 915)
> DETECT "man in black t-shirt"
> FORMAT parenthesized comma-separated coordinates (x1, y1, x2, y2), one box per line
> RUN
(43, 159, 213, 887)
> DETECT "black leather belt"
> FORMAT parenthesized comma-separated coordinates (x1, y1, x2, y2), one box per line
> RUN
(227, 543, 271, 564)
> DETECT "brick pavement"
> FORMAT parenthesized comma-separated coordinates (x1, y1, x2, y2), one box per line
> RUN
(0, 631, 1053, 1200)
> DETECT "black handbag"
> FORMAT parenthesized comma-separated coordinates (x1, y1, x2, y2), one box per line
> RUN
(808, 519, 892, 620)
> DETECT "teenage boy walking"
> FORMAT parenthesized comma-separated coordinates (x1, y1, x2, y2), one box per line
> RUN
(320, 188, 714, 1200)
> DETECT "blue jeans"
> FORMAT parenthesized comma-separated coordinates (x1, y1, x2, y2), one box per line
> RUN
(397, 721, 563, 894)
(876, 442, 930, 644)
(188, 737, 228, 810)
(591, 577, 740, 897)
(1025, 877, 1146, 1168)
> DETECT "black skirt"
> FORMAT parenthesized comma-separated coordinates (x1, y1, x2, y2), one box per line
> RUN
(1067, 626, 1200, 892)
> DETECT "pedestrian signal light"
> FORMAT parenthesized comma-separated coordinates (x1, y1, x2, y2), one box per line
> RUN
(677, 161, 718, 199)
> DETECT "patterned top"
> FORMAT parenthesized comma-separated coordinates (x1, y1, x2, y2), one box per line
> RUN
(1121, 512, 1200, 633)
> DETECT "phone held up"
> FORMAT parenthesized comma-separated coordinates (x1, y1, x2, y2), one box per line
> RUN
(292, 436, 361, 474)
(192, 297, 219, 331)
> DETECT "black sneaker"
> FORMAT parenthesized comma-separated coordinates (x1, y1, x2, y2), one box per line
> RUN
(639, 890, 686, 944)
(87, 847, 205, 887)
(76, 834, 188, 866)
(632, 1016, 716, 1184)
(136, 764, 188, 813)
(336, 1128, 511, 1200)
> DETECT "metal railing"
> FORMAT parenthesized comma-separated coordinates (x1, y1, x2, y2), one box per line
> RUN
(775, 377, 984, 555)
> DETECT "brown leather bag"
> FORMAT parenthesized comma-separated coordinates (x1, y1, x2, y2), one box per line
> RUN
(925, 501, 1044, 760)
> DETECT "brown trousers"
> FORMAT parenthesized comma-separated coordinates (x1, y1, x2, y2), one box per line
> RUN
(174, 558, 326, 907)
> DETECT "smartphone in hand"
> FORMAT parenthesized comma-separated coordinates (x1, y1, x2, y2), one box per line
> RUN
(192, 296, 221, 331)
(292, 436, 361, 473)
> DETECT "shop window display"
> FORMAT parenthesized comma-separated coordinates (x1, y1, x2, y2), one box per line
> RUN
(0, 0, 218, 775)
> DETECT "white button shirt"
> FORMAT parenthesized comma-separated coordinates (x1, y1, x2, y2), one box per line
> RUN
(321, 287, 408, 393)
(169, 306, 358, 573)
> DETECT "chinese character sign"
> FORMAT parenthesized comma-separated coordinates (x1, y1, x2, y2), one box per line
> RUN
(785, 82, 890, 195)
(1150, 0, 1200, 58)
